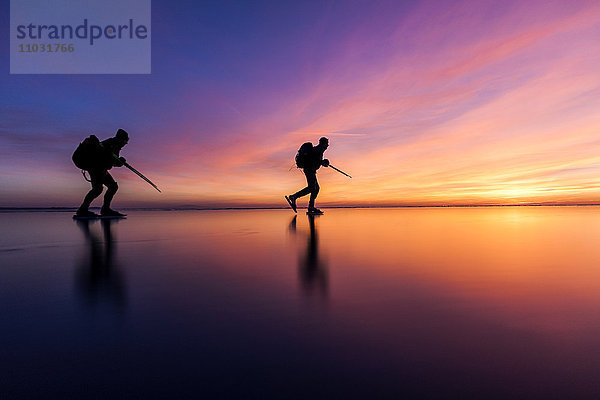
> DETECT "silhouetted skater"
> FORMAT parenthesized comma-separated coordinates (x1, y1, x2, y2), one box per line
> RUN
(286, 137, 330, 215)
(74, 129, 129, 217)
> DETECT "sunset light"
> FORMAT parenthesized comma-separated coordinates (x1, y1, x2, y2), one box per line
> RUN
(5, 1, 600, 398)
(2, 0, 600, 207)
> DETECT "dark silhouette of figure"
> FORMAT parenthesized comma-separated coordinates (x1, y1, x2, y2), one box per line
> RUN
(75, 218, 126, 310)
(77, 129, 129, 217)
(286, 137, 330, 214)
(288, 214, 328, 298)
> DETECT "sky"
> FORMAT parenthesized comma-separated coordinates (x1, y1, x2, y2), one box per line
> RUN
(1, 0, 600, 207)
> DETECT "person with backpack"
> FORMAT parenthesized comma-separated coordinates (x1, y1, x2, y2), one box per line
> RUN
(73, 129, 129, 217)
(285, 137, 330, 215)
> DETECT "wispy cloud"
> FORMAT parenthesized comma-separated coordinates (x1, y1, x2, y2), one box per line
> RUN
(2, 0, 600, 206)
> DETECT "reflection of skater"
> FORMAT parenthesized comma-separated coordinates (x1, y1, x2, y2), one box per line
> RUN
(288, 215, 328, 297)
(286, 137, 330, 215)
(75, 218, 126, 310)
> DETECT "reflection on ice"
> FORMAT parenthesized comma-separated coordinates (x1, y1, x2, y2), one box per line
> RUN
(288, 215, 328, 298)
(2, 207, 600, 398)
(75, 218, 127, 311)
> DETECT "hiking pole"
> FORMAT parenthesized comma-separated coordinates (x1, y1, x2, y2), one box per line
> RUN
(119, 159, 162, 193)
(329, 165, 352, 178)
(99, 143, 162, 193)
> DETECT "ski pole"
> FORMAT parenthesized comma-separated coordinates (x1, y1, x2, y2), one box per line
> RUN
(329, 165, 352, 178)
(120, 160, 162, 193)
(99, 142, 162, 192)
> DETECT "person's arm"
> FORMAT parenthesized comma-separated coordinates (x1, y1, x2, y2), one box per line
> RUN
(101, 139, 126, 167)
(114, 156, 126, 167)
(318, 147, 329, 167)
(113, 149, 126, 167)
(108, 146, 121, 167)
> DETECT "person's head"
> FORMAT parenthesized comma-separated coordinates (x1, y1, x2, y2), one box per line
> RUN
(115, 128, 129, 146)
(318, 137, 329, 149)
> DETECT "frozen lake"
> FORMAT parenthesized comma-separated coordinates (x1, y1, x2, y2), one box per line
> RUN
(2, 207, 600, 398)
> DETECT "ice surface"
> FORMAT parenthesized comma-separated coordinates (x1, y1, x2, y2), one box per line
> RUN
(2, 207, 600, 398)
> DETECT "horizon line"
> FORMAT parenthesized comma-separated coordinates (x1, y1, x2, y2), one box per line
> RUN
(2, 203, 600, 212)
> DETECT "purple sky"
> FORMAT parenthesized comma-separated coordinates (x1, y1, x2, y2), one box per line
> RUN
(2, 0, 600, 207)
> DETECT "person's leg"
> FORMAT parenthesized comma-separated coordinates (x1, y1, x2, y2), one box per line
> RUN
(101, 172, 118, 210)
(292, 184, 311, 200)
(100, 173, 126, 216)
(78, 170, 104, 214)
(292, 169, 316, 199)
(306, 171, 319, 209)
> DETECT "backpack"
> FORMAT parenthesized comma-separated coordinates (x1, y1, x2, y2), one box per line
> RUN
(295, 142, 313, 168)
(72, 135, 101, 170)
